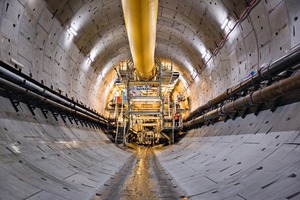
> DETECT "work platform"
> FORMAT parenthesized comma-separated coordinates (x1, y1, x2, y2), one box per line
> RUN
(108, 60, 188, 145)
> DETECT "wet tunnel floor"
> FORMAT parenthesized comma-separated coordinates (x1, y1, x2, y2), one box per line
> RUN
(93, 146, 184, 200)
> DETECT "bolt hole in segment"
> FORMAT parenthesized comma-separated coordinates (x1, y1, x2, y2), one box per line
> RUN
(93, 146, 186, 200)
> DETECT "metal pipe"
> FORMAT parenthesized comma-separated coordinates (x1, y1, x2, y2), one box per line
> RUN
(1, 61, 106, 122)
(186, 47, 300, 121)
(0, 64, 107, 124)
(184, 73, 300, 130)
(0, 78, 105, 126)
(121, 0, 158, 80)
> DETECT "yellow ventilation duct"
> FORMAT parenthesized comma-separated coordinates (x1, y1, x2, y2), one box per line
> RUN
(121, 0, 158, 80)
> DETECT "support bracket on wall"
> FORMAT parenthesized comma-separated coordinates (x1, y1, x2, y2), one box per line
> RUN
(60, 113, 67, 123)
(41, 108, 48, 119)
(253, 103, 264, 116)
(27, 104, 36, 116)
(74, 118, 79, 125)
(8, 95, 20, 112)
(68, 116, 74, 124)
(241, 107, 250, 118)
(51, 111, 59, 121)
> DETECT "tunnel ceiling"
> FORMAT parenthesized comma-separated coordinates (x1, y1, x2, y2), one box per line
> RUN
(44, 0, 248, 85)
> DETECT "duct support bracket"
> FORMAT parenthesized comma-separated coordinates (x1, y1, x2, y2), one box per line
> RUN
(40, 107, 48, 119)
(27, 104, 36, 116)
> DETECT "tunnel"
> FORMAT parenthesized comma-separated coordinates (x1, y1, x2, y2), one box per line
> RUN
(0, 0, 300, 199)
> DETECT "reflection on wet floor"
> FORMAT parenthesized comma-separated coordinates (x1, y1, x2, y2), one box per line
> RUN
(94, 146, 184, 200)
(120, 147, 159, 199)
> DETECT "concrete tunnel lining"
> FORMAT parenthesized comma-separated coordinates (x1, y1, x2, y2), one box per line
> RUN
(0, 0, 300, 199)
(156, 101, 300, 199)
(0, 95, 132, 199)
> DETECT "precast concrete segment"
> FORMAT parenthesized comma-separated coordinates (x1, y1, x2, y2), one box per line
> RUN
(121, 0, 158, 80)
(155, 101, 300, 200)
(0, 96, 132, 200)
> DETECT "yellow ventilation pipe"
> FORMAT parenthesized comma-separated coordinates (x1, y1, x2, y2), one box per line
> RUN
(121, 0, 158, 80)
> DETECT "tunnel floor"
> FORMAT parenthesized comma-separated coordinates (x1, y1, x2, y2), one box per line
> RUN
(93, 146, 184, 200)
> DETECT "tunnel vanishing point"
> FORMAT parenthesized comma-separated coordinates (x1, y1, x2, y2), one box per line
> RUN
(0, 0, 300, 199)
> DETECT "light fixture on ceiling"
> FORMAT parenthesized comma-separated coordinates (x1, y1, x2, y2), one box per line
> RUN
(221, 18, 229, 30)
(202, 50, 211, 62)
(67, 26, 77, 36)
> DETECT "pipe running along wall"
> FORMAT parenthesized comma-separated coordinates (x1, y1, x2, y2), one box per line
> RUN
(183, 73, 300, 130)
(186, 47, 300, 121)
(0, 61, 107, 125)
(121, 0, 158, 80)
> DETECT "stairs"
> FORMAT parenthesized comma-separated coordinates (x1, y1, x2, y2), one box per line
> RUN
(115, 121, 130, 144)
(115, 126, 125, 144)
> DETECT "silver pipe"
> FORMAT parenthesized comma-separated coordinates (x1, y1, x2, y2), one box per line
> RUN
(0, 65, 107, 124)
(0, 78, 105, 125)
(184, 73, 300, 130)
(186, 47, 300, 121)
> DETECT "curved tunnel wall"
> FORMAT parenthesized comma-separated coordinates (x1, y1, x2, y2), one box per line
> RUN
(0, 95, 131, 199)
(0, 0, 298, 111)
(156, 102, 300, 199)
(187, 0, 300, 109)
(0, 0, 300, 199)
